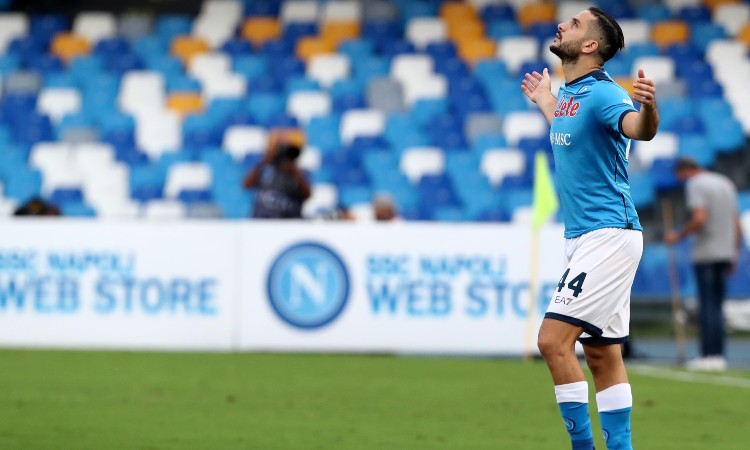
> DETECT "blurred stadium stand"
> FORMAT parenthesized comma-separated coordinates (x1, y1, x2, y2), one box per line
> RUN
(0, 0, 749, 300)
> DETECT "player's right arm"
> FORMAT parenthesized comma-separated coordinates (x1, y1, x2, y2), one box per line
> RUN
(521, 68, 557, 125)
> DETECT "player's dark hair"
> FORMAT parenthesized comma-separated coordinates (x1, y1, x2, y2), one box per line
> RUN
(587, 7, 625, 63)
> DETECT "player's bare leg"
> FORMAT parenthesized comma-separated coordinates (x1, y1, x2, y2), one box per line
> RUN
(538, 318, 594, 450)
(584, 343, 633, 449)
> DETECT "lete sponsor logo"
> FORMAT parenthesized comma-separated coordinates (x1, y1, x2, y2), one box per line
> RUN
(266, 242, 350, 329)
(554, 94, 580, 118)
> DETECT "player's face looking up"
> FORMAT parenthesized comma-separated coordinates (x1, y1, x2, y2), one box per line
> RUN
(550, 10, 600, 65)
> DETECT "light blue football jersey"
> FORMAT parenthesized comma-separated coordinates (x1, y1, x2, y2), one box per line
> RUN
(550, 70, 643, 238)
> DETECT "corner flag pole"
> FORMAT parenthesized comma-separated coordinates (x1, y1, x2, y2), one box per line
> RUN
(524, 152, 559, 360)
(661, 198, 687, 365)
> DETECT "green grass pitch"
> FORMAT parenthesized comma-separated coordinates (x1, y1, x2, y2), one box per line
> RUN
(0, 350, 748, 449)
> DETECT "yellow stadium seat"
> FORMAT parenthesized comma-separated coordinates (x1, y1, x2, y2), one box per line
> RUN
(321, 21, 360, 47)
(614, 77, 636, 97)
(738, 23, 750, 46)
(170, 36, 209, 63)
(703, 0, 740, 11)
(268, 128, 306, 149)
(167, 93, 204, 115)
(518, 2, 556, 29)
(296, 36, 335, 61)
(651, 21, 690, 48)
(241, 17, 281, 48)
(51, 33, 91, 62)
(440, 2, 477, 23)
(457, 38, 496, 65)
(447, 19, 485, 42)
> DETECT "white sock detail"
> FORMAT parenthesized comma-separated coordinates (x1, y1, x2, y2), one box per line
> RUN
(596, 383, 633, 412)
(554, 381, 589, 404)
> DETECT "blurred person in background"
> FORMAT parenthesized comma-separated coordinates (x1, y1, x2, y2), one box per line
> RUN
(372, 193, 398, 221)
(243, 129, 311, 219)
(14, 197, 60, 217)
(665, 157, 742, 372)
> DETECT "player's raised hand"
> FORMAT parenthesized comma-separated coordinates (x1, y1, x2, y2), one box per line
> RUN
(632, 68, 656, 109)
(521, 68, 552, 104)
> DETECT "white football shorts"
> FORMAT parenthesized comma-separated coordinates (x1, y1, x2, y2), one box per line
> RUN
(545, 227, 643, 344)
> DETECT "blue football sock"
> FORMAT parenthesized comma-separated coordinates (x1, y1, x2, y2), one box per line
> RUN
(597, 383, 633, 450)
(558, 402, 595, 450)
(599, 407, 632, 450)
(555, 382, 594, 450)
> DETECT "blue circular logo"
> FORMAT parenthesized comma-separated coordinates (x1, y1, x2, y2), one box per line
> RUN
(563, 417, 576, 432)
(267, 242, 350, 329)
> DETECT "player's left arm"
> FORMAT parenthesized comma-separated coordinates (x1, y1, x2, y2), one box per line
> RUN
(621, 69, 659, 141)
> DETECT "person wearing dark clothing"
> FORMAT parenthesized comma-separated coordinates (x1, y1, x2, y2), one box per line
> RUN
(14, 197, 61, 216)
(243, 130, 311, 219)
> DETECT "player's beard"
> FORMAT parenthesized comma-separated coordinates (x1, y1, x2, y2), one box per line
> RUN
(550, 37, 583, 65)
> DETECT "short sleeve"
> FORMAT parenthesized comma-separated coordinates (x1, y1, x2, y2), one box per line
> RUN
(594, 84, 637, 136)
(686, 179, 707, 209)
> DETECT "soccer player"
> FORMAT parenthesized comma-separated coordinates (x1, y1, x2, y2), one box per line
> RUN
(520, 7, 658, 450)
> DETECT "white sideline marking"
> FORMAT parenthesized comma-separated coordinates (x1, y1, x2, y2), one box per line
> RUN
(629, 365, 750, 389)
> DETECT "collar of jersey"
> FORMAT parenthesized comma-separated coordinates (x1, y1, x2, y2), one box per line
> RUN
(566, 69, 609, 87)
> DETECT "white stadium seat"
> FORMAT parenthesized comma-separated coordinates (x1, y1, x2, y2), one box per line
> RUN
(193, 16, 236, 49)
(73, 12, 117, 43)
(72, 143, 116, 174)
(200, 0, 243, 22)
(41, 167, 84, 196)
(631, 56, 675, 84)
(705, 40, 747, 67)
(307, 54, 350, 88)
(633, 132, 678, 169)
(164, 162, 212, 198)
(502, 111, 548, 146)
(223, 125, 268, 160)
(0, 13, 29, 52)
(742, 211, 750, 248)
(390, 54, 434, 85)
(663, 0, 700, 12)
(188, 52, 232, 82)
(201, 72, 247, 100)
(30, 142, 72, 172)
(619, 20, 651, 47)
(322, 1, 361, 22)
(400, 147, 445, 184)
(142, 200, 187, 220)
(297, 146, 322, 173)
(37, 88, 82, 124)
(349, 202, 375, 221)
(281, 0, 319, 23)
(714, 4, 750, 36)
(480, 149, 525, 187)
(497, 36, 539, 73)
(406, 18, 447, 50)
(287, 91, 332, 125)
(340, 109, 385, 146)
(136, 110, 182, 159)
(402, 74, 447, 107)
(0, 198, 17, 218)
(302, 183, 338, 218)
(556, 2, 591, 23)
(119, 71, 165, 116)
(83, 164, 130, 209)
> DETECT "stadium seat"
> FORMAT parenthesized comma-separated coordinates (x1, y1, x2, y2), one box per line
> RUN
(502, 111, 548, 146)
(287, 91, 331, 124)
(480, 149, 525, 187)
(119, 71, 165, 116)
(242, 17, 281, 49)
(651, 21, 690, 48)
(400, 147, 445, 184)
(202, 73, 247, 100)
(631, 56, 675, 84)
(0, 13, 28, 53)
(497, 36, 539, 73)
(402, 74, 447, 108)
(302, 183, 338, 218)
(223, 125, 268, 160)
(517, 2, 555, 29)
(390, 53, 434, 86)
(37, 88, 82, 123)
(164, 162, 212, 198)
(633, 132, 679, 169)
(188, 52, 232, 82)
(281, 1, 319, 23)
(74, 12, 116, 43)
(367, 77, 405, 113)
(118, 14, 152, 41)
(321, 21, 360, 48)
(307, 53, 350, 88)
(406, 18, 447, 50)
(135, 110, 181, 159)
(340, 108, 384, 146)
(142, 199, 187, 220)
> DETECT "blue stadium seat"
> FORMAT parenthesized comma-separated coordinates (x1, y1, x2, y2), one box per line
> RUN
(425, 41, 456, 61)
(306, 115, 341, 153)
(0, 54, 20, 76)
(61, 201, 96, 217)
(30, 14, 68, 45)
(410, 98, 449, 128)
(234, 55, 269, 81)
(177, 189, 213, 205)
(221, 38, 253, 57)
(481, 4, 515, 22)
(351, 56, 390, 85)
(649, 158, 678, 190)
(678, 134, 716, 167)
(487, 20, 522, 39)
(4, 168, 42, 202)
(677, 5, 711, 24)
(51, 188, 84, 205)
(629, 172, 656, 209)
(244, 0, 281, 17)
(156, 15, 192, 43)
(246, 93, 285, 123)
(691, 23, 726, 54)
(637, 4, 671, 23)
(330, 79, 364, 101)
(705, 118, 744, 154)
(339, 185, 372, 208)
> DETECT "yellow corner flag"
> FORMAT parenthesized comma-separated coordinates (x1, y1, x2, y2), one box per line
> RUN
(531, 151, 559, 231)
